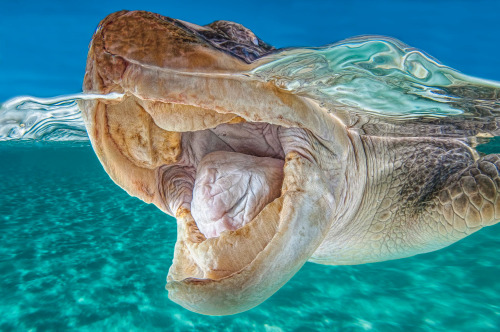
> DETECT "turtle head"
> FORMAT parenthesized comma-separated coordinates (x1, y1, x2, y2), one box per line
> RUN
(79, 10, 350, 315)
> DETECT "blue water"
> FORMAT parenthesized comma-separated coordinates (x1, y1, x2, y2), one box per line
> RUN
(2, 0, 500, 100)
(1, 144, 499, 330)
(2, 0, 500, 330)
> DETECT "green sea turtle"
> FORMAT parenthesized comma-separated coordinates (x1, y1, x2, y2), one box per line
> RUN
(78, 10, 500, 315)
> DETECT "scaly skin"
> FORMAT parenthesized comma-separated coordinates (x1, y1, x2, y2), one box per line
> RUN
(311, 136, 496, 264)
(79, 10, 500, 315)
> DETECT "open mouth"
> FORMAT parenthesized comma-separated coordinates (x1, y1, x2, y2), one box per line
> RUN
(78, 10, 342, 315)
(159, 120, 288, 278)
(84, 93, 334, 315)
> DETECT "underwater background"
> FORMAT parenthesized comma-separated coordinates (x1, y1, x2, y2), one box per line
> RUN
(1, 0, 500, 330)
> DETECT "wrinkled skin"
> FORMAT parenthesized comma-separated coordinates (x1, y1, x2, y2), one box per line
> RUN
(78, 11, 500, 315)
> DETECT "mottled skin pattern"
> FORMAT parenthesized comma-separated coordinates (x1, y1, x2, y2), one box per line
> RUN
(312, 137, 489, 264)
(79, 10, 500, 315)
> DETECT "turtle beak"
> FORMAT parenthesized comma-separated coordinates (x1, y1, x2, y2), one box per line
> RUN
(79, 10, 342, 315)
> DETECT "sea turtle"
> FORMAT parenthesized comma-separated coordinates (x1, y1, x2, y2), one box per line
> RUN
(78, 10, 500, 315)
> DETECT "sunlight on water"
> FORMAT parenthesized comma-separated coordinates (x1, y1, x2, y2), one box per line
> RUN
(0, 93, 123, 141)
(253, 36, 500, 120)
(250, 36, 500, 139)
(1, 36, 500, 143)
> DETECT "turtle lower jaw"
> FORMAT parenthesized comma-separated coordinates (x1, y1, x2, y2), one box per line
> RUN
(160, 123, 335, 315)
(166, 150, 335, 315)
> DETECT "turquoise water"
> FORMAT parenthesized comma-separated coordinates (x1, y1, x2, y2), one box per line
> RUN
(1, 143, 499, 330)
(2, 1, 500, 330)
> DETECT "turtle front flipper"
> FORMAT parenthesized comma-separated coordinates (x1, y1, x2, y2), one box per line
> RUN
(433, 154, 500, 234)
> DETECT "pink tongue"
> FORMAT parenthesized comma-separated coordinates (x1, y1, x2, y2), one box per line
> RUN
(191, 151, 284, 238)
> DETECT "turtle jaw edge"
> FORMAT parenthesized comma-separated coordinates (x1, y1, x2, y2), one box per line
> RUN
(79, 10, 339, 315)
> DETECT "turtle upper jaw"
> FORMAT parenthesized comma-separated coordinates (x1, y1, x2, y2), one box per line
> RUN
(83, 10, 348, 143)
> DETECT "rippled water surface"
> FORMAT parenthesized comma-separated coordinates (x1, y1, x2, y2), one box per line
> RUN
(1, 144, 499, 330)
(2, 36, 500, 143)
